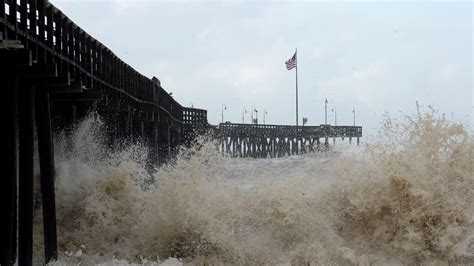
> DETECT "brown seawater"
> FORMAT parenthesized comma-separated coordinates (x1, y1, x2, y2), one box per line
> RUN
(33, 107, 473, 265)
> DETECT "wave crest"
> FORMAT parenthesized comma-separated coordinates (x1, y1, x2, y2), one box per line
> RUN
(38, 107, 473, 264)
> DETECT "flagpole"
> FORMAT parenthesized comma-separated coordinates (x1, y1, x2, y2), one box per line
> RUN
(295, 48, 298, 126)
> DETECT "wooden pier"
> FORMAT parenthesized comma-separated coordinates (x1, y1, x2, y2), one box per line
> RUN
(219, 123, 362, 158)
(0, 0, 206, 264)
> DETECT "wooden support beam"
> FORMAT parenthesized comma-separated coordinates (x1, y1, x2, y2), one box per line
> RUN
(35, 88, 58, 263)
(0, 69, 18, 266)
(18, 82, 35, 266)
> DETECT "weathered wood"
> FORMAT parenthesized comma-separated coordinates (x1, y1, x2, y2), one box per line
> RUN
(35, 88, 58, 263)
(0, 69, 18, 266)
(18, 82, 35, 266)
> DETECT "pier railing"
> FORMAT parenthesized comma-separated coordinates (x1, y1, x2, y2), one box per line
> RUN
(1, 0, 183, 122)
(218, 123, 362, 138)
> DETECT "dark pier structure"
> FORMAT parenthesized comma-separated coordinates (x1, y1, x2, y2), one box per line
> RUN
(0, 0, 361, 264)
(218, 123, 362, 158)
(0, 0, 207, 264)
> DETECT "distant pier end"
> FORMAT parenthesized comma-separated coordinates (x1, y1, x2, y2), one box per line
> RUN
(218, 123, 362, 158)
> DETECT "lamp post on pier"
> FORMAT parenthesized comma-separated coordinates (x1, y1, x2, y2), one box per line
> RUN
(353, 108, 356, 126)
(325, 99, 328, 124)
(331, 106, 337, 145)
(331, 107, 337, 126)
(251, 105, 255, 124)
(263, 110, 268, 125)
(221, 104, 227, 123)
(242, 108, 247, 123)
(254, 108, 258, 124)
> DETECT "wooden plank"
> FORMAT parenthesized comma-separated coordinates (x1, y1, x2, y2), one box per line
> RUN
(91, 39, 97, 77)
(0, 0, 5, 40)
(53, 7, 61, 54)
(6, 0, 17, 36)
(67, 22, 74, 62)
(61, 17, 68, 59)
(37, 0, 45, 42)
(28, 0, 38, 61)
(36, 0, 46, 63)
(19, 0, 27, 33)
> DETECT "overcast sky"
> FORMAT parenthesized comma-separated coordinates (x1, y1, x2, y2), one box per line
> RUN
(51, 0, 473, 136)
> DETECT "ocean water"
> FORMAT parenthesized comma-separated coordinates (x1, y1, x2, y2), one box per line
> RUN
(33, 107, 473, 265)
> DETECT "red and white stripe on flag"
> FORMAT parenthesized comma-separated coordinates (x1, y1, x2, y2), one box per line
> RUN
(285, 52, 297, 70)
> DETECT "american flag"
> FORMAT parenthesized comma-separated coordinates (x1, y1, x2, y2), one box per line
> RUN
(285, 52, 297, 70)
